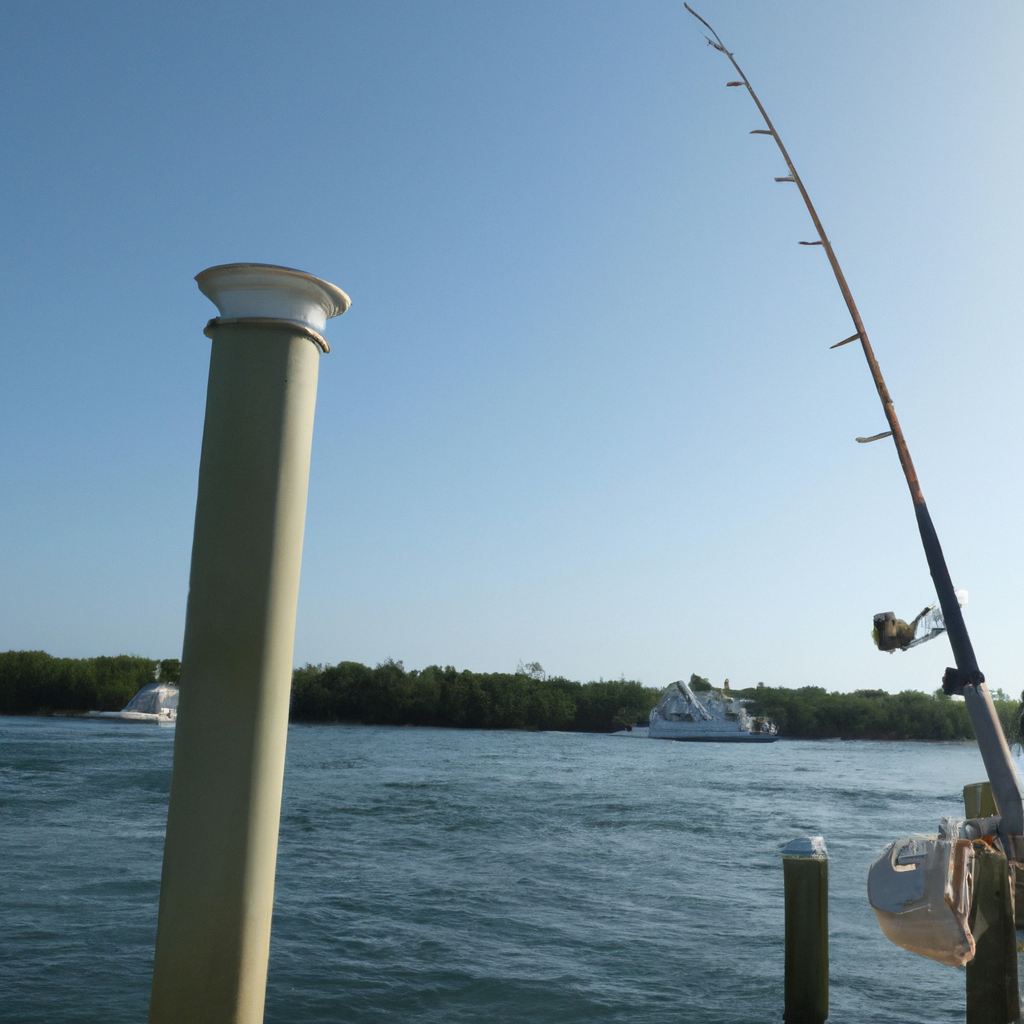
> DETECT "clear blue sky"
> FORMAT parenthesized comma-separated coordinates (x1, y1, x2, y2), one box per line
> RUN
(1, 2, 1021, 694)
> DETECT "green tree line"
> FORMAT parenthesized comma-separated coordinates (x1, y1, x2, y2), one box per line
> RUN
(1, 650, 1021, 742)
(290, 660, 659, 733)
(0, 651, 179, 715)
(291, 663, 1022, 740)
(732, 681, 1020, 743)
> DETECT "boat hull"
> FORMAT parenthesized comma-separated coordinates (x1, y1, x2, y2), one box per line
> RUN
(86, 710, 176, 724)
(648, 729, 777, 743)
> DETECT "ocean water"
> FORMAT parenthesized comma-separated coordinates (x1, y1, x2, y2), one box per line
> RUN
(0, 716, 1019, 1023)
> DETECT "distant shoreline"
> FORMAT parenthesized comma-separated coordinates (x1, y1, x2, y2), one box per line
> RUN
(2, 653, 1019, 742)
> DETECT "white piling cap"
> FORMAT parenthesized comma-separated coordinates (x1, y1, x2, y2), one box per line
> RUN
(782, 836, 828, 859)
(195, 263, 350, 333)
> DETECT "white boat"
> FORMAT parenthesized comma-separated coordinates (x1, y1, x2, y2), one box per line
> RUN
(87, 681, 178, 725)
(648, 679, 777, 743)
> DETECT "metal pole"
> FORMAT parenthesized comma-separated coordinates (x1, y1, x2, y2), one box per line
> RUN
(782, 837, 829, 1024)
(149, 264, 349, 1024)
(684, 4, 1024, 843)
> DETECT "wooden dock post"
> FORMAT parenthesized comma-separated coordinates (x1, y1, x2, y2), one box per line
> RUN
(963, 780, 1021, 1024)
(966, 780, 1024, 930)
(962, 778, 1019, 1019)
(962, 782, 1019, 1024)
(782, 837, 828, 1023)
(965, 781, 999, 819)
(965, 843, 1020, 1024)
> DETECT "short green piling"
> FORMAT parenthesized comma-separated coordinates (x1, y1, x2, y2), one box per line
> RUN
(782, 836, 828, 1024)
(965, 843, 1020, 1024)
(964, 781, 999, 820)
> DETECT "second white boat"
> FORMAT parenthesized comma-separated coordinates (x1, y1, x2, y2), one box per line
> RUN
(648, 679, 777, 743)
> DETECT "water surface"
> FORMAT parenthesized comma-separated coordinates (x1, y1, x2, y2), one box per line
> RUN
(0, 716, 1015, 1022)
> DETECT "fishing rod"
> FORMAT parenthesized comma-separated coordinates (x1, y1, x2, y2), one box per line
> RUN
(684, 4, 1024, 840)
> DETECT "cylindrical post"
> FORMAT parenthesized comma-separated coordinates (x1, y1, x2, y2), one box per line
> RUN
(966, 843, 1020, 1024)
(783, 836, 828, 1024)
(149, 264, 350, 1024)
(965, 781, 999, 820)
(965, 782, 1024, 929)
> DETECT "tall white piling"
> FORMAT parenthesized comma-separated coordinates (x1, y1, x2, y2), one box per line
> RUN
(149, 264, 349, 1024)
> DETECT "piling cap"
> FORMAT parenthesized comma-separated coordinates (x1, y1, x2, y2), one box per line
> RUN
(195, 264, 350, 333)
(782, 836, 828, 859)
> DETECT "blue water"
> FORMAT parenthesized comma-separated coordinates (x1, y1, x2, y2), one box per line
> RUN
(1, 716, 1019, 1023)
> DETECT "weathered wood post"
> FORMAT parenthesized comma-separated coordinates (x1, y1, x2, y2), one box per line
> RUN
(964, 781, 999, 819)
(966, 843, 1020, 1024)
(967, 780, 1024, 930)
(149, 264, 349, 1024)
(963, 781, 1021, 1024)
(782, 836, 828, 1023)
